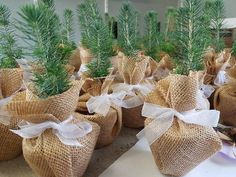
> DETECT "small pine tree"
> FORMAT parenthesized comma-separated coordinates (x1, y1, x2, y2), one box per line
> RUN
(17, 1, 70, 98)
(232, 41, 236, 57)
(175, 0, 209, 75)
(164, 7, 176, 42)
(78, 0, 113, 78)
(0, 4, 22, 68)
(59, 9, 77, 62)
(117, 1, 139, 57)
(77, 0, 103, 48)
(209, 0, 225, 52)
(143, 11, 159, 60)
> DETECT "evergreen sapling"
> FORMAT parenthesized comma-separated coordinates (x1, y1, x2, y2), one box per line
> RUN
(78, 0, 113, 78)
(17, 1, 70, 98)
(0, 4, 22, 68)
(143, 11, 159, 60)
(117, 1, 140, 58)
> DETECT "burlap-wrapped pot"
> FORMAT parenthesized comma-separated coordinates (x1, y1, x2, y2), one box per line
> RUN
(116, 52, 150, 128)
(144, 75, 222, 177)
(214, 66, 236, 126)
(214, 85, 236, 126)
(16, 113, 100, 177)
(0, 68, 23, 161)
(77, 78, 122, 148)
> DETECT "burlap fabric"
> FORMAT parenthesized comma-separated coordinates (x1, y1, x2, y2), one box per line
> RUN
(0, 93, 24, 161)
(79, 47, 93, 64)
(0, 68, 23, 161)
(19, 113, 100, 177)
(117, 52, 149, 128)
(214, 66, 236, 126)
(144, 74, 222, 177)
(7, 80, 83, 121)
(77, 77, 122, 148)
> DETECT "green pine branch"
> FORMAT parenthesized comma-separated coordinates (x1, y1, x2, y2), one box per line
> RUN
(117, 1, 139, 57)
(164, 7, 176, 42)
(175, 0, 209, 75)
(17, 2, 70, 98)
(0, 4, 22, 68)
(77, 0, 103, 47)
(143, 11, 159, 59)
(207, 0, 225, 52)
(78, 0, 113, 78)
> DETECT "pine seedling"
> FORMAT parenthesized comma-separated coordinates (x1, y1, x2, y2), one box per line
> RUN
(117, 1, 139, 57)
(86, 21, 113, 78)
(175, 0, 209, 75)
(0, 4, 22, 68)
(17, 2, 70, 98)
(77, 0, 103, 48)
(143, 11, 159, 60)
(59, 9, 77, 62)
(208, 0, 225, 52)
(78, 0, 113, 78)
(164, 7, 176, 42)
(232, 41, 236, 57)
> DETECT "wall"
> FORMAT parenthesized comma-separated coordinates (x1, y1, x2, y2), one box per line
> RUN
(1, 0, 179, 43)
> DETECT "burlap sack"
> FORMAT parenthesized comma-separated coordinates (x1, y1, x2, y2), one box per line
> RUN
(214, 67, 236, 126)
(144, 74, 222, 177)
(18, 113, 100, 177)
(77, 77, 122, 148)
(117, 52, 150, 128)
(0, 68, 23, 161)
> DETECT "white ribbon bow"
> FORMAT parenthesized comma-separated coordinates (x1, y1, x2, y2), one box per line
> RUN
(112, 82, 154, 108)
(11, 115, 92, 147)
(86, 92, 127, 116)
(137, 103, 220, 145)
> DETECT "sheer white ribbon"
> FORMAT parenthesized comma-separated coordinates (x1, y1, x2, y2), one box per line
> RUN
(11, 115, 92, 147)
(16, 59, 34, 82)
(76, 64, 88, 77)
(214, 70, 229, 86)
(86, 92, 127, 116)
(196, 84, 215, 110)
(112, 82, 154, 108)
(137, 103, 220, 145)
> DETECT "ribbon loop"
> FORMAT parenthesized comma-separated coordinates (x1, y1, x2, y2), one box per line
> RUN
(86, 92, 127, 116)
(137, 103, 220, 145)
(11, 115, 92, 147)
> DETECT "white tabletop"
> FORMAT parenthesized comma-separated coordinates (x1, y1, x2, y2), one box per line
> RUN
(100, 138, 236, 177)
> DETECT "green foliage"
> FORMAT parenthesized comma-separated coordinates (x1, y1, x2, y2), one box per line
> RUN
(175, 0, 209, 75)
(17, 1, 70, 98)
(0, 4, 22, 68)
(164, 7, 177, 41)
(77, 0, 103, 47)
(117, 1, 139, 57)
(232, 41, 236, 57)
(60, 9, 77, 63)
(78, 0, 113, 78)
(86, 22, 113, 78)
(143, 11, 159, 60)
(205, 0, 225, 52)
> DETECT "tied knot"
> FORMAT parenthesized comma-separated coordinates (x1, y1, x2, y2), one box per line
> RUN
(11, 115, 92, 147)
(137, 103, 220, 145)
